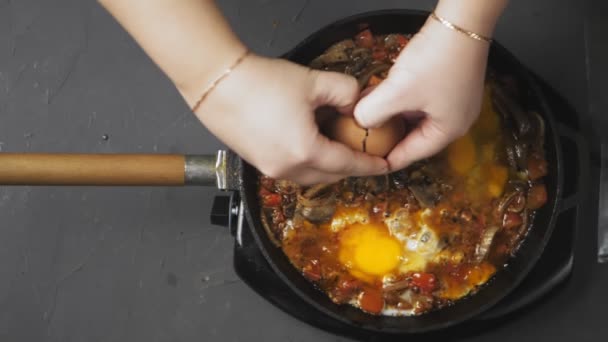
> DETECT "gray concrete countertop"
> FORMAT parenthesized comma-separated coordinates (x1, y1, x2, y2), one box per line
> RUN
(0, 0, 605, 341)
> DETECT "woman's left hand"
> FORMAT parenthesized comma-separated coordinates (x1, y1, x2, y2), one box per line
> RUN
(354, 18, 489, 171)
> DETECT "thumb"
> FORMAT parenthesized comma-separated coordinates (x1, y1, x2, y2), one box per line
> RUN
(310, 70, 359, 114)
(354, 75, 420, 128)
(386, 118, 453, 170)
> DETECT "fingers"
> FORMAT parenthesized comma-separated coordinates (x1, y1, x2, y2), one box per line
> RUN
(310, 70, 359, 115)
(260, 133, 388, 185)
(354, 74, 420, 128)
(386, 119, 454, 171)
(289, 167, 344, 186)
(308, 70, 391, 178)
(309, 133, 389, 177)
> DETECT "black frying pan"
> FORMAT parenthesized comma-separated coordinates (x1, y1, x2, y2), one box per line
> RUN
(243, 10, 565, 334)
(0, 10, 566, 335)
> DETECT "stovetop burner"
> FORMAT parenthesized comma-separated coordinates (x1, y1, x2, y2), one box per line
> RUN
(210, 74, 587, 339)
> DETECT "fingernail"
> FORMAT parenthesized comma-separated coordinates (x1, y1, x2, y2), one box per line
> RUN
(354, 113, 369, 128)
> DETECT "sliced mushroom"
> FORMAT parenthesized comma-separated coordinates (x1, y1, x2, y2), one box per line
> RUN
(408, 183, 441, 208)
(309, 39, 356, 69)
(509, 209, 529, 249)
(275, 179, 298, 194)
(345, 47, 373, 76)
(261, 208, 282, 247)
(297, 183, 337, 224)
(496, 191, 519, 218)
(474, 225, 500, 263)
(492, 83, 533, 139)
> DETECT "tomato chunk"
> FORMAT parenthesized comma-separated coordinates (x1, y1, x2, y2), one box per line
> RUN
(372, 47, 387, 61)
(395, 34, 409, 48)
(259, 187, 272, 197)
(503, 212, 523, 229)
(359, 289, 384, 314)
(411, 272, 438, 294)
(355, 29, 374, 48)
(367, 75, 383, 87)
(527, 184, 548, 209)
(262, 193, 282, 207)
(302, 261, 321, 282)
(528, 154, 548, 180)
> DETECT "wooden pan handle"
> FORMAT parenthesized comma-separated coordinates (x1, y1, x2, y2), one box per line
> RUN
(0, 153, 188, 186)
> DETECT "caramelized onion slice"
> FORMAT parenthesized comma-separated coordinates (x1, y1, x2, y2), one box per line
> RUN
(474, 225, 500, 263)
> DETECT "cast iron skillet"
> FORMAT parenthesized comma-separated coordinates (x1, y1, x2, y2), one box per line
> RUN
(0, 9, 564, 335)
(237, 10, 564, 334)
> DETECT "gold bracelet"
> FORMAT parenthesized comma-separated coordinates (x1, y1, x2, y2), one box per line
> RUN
(429, 12, 493, 43)
(191, 49, 250, 112)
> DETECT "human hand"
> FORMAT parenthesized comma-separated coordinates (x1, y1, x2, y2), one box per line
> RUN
(193, 55, 389, 185)
(354, 18, 491, 171)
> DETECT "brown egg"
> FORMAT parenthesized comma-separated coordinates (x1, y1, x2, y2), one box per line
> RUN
(325, 115, 406, 157)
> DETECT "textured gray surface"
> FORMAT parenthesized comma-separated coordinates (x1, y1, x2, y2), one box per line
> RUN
(0, 0, 605, 341)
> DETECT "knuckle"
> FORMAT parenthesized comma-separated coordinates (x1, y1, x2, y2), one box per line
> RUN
(342, 160, 357, 175)
(260, 164, 287, 179)
(293, 150, 314, 165)
(452, 125, 469, 138)
(291, 143, 315, 165)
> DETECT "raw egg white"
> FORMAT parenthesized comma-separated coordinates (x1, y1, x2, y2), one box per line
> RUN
(331, 205, 482, 316)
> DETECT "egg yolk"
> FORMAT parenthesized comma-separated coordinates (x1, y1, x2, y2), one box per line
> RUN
(339, 223, 402, 281)
(447, 133, 477, 175)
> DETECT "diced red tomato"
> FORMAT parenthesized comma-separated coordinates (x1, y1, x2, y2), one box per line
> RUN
(303, 261, 321, 282)
(503, 212, 523, 229)
(395, 34, 409, 48)
(262, 193, 282, 207)
(410, 272, 438, 294)
(359, 289, 384, 314)
(528, 154, 548, 180)
(259, 187, 272, 197)
(493, 243, 510, 256)
(367, 75, 383, 87)
(355, 29, 374, 48)
(527, 184, 548, 209)
(372, 47, 387, 61)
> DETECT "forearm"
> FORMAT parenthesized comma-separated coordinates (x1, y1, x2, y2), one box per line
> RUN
(434, 0, 509, 37)
(98, 0, 246, 104)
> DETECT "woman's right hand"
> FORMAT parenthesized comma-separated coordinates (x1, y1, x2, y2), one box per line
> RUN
(191, 54, 389, 185)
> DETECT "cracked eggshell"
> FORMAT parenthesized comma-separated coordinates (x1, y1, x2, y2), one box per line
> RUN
(325, 115, 406, 157)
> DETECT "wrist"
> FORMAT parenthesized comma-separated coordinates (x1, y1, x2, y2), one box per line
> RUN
(190, 53, 268, 124)
(175, 40, 248, 107)
(434, 0, 508, 38)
